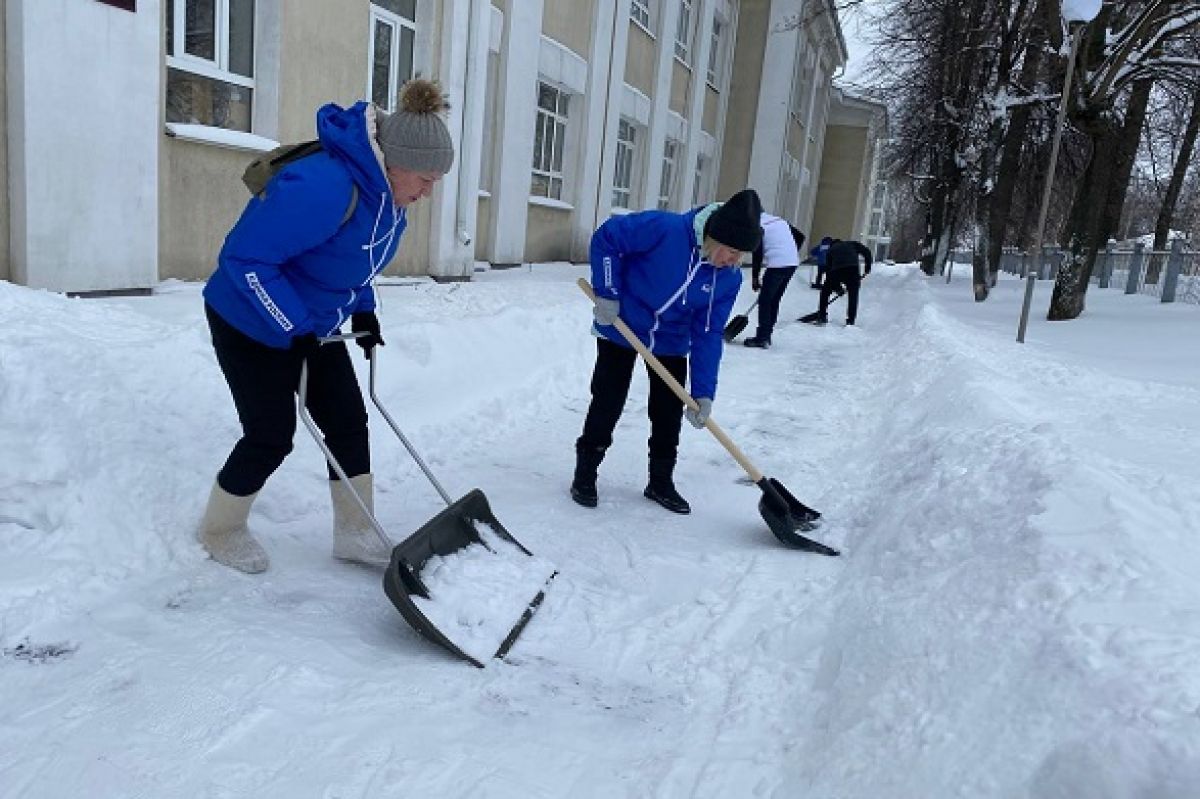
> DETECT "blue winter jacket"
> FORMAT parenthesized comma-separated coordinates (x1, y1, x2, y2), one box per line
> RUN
(204, 102, 406, 348)
(590, 206, 741, 401)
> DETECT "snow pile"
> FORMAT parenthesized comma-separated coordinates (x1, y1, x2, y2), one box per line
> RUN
(411, 523, 556, 665)
(2, 265, 1199, 797)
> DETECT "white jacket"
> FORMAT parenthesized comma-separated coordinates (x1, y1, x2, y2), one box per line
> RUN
(758, 212, 800, 268)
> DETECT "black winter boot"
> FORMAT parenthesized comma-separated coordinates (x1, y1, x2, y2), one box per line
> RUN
(643, 457, 691, 514)
(571, 445, 605, 508)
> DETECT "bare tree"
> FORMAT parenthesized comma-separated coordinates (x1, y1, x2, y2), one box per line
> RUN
(1153, 84, 1200, 250)
(1048, 0, 1200, 321)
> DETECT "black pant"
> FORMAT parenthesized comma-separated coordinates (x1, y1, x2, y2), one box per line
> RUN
(206, 305, 369, 496)
(577, 338, 688, 461)
(819, 268, 862, 324)
(755, 266, 797, 341)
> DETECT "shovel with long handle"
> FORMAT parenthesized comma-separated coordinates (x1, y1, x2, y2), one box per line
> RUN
(798, 288, 844, 324)
(722, 296, 759, 342)
(577, 279, 838, 556)
(299, 334, 555, 667)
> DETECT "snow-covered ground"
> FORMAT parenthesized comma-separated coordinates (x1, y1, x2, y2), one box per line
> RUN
(2, 263, 1198, 798)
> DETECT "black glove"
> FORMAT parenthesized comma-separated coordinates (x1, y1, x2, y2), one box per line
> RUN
(351, 311, 385, 359)
(290, 332, 321, 359)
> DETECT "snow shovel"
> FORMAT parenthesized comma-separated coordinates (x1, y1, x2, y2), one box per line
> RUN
(797, 289, 845, 324)
(722, 297, 759, 342)
(578, 279, 838, 556)
(299, 336, 556, 668)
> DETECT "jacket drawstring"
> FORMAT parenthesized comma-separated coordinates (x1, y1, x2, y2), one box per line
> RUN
(705, 268, 717, 333)
(648, 247, 703, 350)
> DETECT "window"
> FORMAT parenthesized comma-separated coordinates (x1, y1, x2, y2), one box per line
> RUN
(369, 1, 417, 113)
(613, 119, 638, 209)
(674, 0, 693, 62)
(658, 138, 679, 210)
(165, 0, 256, 132)
(692, 154, 707, 206)
(532, 83, 570, 200)
(707, 19, 724, 85)
(630, 0, 651, 29)
(776, 154, 801, 222)
(791, 49, 814, 124)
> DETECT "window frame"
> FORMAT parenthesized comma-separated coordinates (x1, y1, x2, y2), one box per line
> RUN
(692, 153, 707, 206)
(166, 0, 255, 90)
(612, 118, 639, 209)
(166, 0, 257, 132)
(674, 0, 693, 63)
(658, 138, 679, 210)
(531, 82, 571, 201)
(630, 0, 652, 31)
(367, 3, 417, 114)
(707, 17, 725, 86)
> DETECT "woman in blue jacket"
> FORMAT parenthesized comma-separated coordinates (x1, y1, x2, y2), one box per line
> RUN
(198, 80, 454, 574)
(572, 189, 763, 514)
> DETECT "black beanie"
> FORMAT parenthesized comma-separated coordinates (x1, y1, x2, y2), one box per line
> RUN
(704, 189, 763, 252)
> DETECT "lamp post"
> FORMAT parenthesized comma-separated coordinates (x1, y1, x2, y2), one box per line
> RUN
(1016, 4, 1097, 343)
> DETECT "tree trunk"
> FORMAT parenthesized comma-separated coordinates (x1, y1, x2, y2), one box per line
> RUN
(1048, 78, 1153, 321)
(983, 18, 1048, 299)
(921, 182, 947, 276)
(1102, 79, 1153, 240)
(1153, 90, 1200, 251)
(1048, 117, 1119, 320)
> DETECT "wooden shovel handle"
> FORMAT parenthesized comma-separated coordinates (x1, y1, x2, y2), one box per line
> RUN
(577, 278, 764, 482)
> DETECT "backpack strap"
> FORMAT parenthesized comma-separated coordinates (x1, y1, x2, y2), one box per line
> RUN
(340, 184, 359, 226)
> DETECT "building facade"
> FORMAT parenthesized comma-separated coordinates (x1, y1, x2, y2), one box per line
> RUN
(809, 87, 888, 254)
(3, 0, 880, 293)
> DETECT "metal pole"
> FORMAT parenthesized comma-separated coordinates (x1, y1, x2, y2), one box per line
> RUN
(1018, 24, 1084, 343)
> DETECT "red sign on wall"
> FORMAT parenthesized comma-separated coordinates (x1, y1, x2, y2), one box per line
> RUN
(97, 0, 136, 10)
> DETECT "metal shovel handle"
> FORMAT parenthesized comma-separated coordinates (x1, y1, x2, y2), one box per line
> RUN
(577, 278, 765, 483)
(298, 332, 456, 509)
(298, 332, 393, 549)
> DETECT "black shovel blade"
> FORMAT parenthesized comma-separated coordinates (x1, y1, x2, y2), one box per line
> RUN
(765, 477, 821, 527)
(382, 489, 555, 667)
(756, 478, 840, 556)
(723, 314, 749, 342)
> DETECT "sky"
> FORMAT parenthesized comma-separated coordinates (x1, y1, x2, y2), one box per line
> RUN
(837, 0, 881, 86)
(2, 260, 1199, 797)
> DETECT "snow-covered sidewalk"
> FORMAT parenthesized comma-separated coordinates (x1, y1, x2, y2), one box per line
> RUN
(1, 264, 1198, 797)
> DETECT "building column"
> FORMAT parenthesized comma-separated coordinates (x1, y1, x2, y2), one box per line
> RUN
(486, 0, 544, 266)
(747, 0, 802, 210)
(571, 0, 623, 261)
(643, 0, 683, 210)
(7, 0, 159, 292)
(428, 0, 489, 280)
(679, 0, 717, 207)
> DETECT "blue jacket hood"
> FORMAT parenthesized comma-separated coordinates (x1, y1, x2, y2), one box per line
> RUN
(316, 101, 391, 203)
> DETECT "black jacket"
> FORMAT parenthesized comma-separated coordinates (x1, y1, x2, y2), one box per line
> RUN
(827, 240, 873, 274)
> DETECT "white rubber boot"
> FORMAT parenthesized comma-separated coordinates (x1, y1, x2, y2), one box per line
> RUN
(198, 482, 269, 574)
(331, 474, 392, 565)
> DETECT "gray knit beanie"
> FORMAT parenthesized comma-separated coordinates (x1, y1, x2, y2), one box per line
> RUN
(376, 79, 455, 174)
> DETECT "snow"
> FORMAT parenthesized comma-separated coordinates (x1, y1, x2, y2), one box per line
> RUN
(411, 524, 556, 664)
(3, 264, 1200, 796)
(165, 123, 280, 152)
(1061, 0, 1102, 23)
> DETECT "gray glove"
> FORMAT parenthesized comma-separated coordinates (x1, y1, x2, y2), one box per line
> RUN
(685, 397, 713, 429)
(593, 296, 620, 326)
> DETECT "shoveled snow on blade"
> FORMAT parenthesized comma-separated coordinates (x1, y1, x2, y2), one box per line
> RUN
(410, 524, 555, 664)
